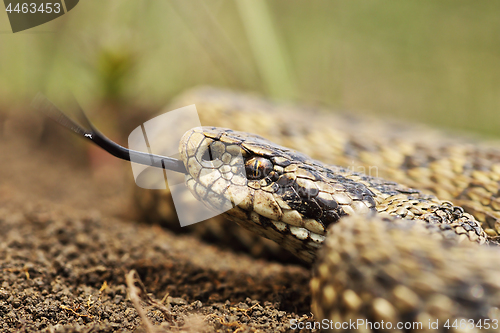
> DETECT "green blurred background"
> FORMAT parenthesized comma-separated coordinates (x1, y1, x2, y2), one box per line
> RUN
(0, 0, 499, 137)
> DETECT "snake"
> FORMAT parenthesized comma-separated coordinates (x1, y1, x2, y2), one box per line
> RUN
(39, 88, 500, 332)
(136, 88, 500, 245)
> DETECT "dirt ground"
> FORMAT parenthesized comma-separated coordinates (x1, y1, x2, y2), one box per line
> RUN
(0, 114, 316, 332)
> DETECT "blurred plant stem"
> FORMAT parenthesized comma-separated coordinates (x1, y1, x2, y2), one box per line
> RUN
(236, 0, 297, 100)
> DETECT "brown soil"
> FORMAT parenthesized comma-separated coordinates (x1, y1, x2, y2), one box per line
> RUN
(0, 114, 316, 332)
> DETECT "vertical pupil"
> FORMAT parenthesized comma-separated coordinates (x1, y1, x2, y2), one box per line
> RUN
(245, 157, 273, 180)
(253, 160, 261, 178)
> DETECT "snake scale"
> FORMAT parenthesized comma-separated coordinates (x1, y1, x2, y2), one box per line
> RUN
(134, 88, 500, 332)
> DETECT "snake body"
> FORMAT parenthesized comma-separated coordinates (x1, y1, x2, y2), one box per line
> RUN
(138, 88, 500, 241)
(178, 125, 500, 331)
(136, 88, 500, 331)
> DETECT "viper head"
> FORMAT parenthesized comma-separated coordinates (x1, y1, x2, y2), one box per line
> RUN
(179, 126, 376, 262)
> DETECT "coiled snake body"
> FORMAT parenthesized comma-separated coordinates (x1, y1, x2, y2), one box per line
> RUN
(138, 88, 500, 331)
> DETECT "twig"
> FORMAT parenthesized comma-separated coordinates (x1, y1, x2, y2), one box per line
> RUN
(126, 270, 157, 333)
(126, 270, 174, 333)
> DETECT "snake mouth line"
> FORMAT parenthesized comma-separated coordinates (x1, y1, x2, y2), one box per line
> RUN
(33, 93, 188, 174)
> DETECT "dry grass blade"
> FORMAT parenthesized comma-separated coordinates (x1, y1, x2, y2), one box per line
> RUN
(126, 270, 174, 333)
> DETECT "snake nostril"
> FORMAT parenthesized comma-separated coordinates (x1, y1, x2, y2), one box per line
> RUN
(201, 147, 216, 161)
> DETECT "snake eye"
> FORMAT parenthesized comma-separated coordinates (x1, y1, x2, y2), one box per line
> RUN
(245, 157, 273, 180)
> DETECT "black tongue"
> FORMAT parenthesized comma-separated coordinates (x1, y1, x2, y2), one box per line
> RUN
(32, 93, 187, 174)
